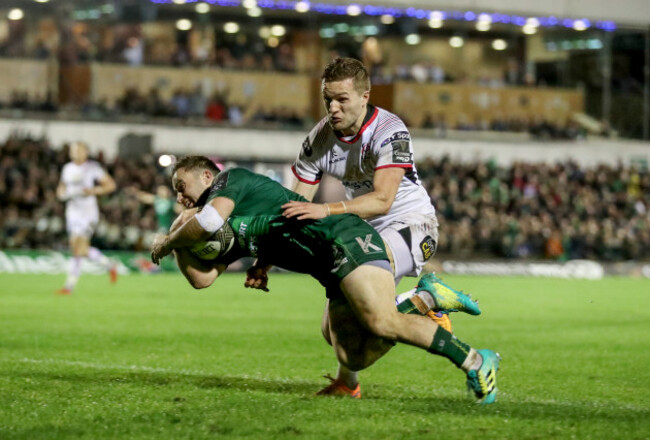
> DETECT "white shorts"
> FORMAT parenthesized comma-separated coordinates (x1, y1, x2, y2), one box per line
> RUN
(378, 212, 439, 284)
(66, 213, 99, 238)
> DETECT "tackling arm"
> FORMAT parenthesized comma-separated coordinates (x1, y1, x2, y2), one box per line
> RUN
(282, 167, 404, 220)
(292, 180, 320, 202)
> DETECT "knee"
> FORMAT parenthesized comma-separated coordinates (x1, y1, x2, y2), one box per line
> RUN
(334, 338, 394, 371)
(364, 315, 399, 341)
(334, 347, 369, 372)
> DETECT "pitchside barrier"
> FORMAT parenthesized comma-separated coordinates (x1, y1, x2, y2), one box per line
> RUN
(0, 250, 648, 280)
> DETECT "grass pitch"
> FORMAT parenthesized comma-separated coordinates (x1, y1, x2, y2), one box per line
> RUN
(1, 272, 649, 439)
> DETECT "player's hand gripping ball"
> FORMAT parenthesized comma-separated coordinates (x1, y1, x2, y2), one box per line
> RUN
(189, 221, 236, 260)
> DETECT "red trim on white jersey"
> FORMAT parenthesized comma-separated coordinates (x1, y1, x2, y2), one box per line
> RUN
(375, 164, 413, 171)
(291, 164, 320, 184)
(335, 106, 379, 145)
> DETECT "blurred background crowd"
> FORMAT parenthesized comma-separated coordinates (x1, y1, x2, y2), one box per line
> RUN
(0, 0, 648, 263)
(0, 0, 645, 138)
(1, 135, 648, 261)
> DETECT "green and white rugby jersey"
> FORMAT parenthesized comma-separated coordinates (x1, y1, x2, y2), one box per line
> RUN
(195, 168, 389, 294)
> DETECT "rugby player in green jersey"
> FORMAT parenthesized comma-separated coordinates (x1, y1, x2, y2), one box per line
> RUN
(150, 156, 501, 403)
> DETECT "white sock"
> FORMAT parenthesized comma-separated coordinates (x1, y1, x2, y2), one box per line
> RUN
(395, 287, 417, 305)
(461, 348, 482, 373)
(64, 257, 82, 290)
(336, 364, 359, 389)
(88, 247, 112, 269)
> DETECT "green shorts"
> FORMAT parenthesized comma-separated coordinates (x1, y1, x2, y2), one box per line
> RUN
(258, 213, 391, 299)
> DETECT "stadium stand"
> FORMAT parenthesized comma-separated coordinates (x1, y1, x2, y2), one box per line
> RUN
(1, 135, 647, 261)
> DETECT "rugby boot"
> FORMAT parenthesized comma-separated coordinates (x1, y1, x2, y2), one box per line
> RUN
(416, 273, 481, 315)
(316, 375, 361, 399)
(466, 349, 501, 404)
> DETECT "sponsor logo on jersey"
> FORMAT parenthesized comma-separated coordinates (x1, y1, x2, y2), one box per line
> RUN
(342, 180, 373, 191)
(355, 234, 384, 254)
(302, 137, 312, 157)
(392, 140, 412, 164)
(420, 236, 436, 260)
(380, 131, 411, 147)
(329, 151, 347, 164)
(331, 245, 349, 273)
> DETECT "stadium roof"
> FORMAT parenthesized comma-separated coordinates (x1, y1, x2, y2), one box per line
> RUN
(320, 0, 650, 27)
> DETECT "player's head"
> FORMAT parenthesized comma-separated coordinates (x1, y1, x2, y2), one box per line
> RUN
(321, 57, 371, 135)
(171, 155, 220, 208)
(69, 142, 89, 164)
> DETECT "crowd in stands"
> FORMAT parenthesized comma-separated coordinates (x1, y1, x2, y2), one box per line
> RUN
(1, 87, 310, 130)
(420, 113, 584, 140)
(4, 87, 580, 138)
(1, 136, 648, 262)
(0, 136, 164, 252)
(420, 156, 649, 261)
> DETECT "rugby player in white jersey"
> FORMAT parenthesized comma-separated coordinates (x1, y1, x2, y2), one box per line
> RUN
(249, 57, 475, 397)
(56, 142, 118, 294)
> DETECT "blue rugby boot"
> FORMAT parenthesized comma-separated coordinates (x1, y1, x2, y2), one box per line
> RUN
(416, 273, 481, 316)
(466, 349, 501, 404)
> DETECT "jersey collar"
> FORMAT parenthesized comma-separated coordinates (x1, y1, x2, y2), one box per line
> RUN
(195, 178, 215, 208)
(334, 104, 378, 145)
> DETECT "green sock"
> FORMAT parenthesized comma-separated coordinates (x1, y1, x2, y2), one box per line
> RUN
(396, 292, 433, 315)
(427, 326, 471, 368)
(396, 298, 421, 315)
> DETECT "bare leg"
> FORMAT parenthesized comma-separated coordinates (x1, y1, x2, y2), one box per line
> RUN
(339, 265, 439, 349)
(325, 298, 394, 388)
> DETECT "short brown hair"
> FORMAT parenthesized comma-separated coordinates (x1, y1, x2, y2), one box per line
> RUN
(173, 155, 220, 175)
(321, 57, 370, 94)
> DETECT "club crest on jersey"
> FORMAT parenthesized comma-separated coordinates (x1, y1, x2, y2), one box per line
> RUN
(420, 236, 436, 260)
(361, 143, 371, 158)
(302, 137, 312, 157)
(213, 171, 230, 191)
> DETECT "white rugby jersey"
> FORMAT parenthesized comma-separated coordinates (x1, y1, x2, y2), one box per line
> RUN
(60, 160, 105, 217)
(292, 105, 436, 231)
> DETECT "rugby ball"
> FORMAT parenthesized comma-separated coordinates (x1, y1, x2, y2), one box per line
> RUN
(189, 221, 236, 260)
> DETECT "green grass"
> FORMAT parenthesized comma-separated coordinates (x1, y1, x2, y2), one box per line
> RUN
(1, 272, 649, 439)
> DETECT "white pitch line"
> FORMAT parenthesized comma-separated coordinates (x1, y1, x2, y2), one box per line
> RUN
(14, 357, 315, 384)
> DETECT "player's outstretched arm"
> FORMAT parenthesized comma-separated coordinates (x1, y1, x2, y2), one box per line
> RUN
(174, 248, 225, 289)
(151, 197, 235, 264)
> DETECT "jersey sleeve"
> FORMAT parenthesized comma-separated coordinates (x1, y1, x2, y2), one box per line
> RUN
(374, 123, 414, 171)
(60, 163, 70, 184)
(205, 169, 247, 205)
(90, 161, 107, 183)
(291, 133, 323, 185)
